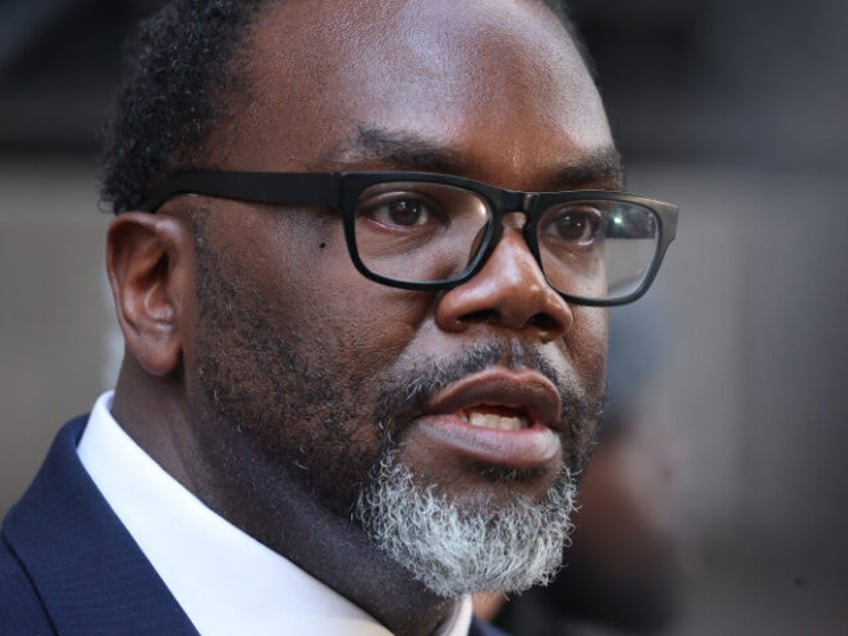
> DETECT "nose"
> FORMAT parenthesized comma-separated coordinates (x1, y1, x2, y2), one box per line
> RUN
(435, 219, 574, 342)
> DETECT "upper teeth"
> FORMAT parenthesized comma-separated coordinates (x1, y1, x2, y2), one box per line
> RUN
(464, 411, 527, 431)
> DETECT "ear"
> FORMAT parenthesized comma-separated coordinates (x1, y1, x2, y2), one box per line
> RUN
(107, 211, 194, 377)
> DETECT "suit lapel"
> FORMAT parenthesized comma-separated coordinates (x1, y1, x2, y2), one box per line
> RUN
(3, 417, 198, 636)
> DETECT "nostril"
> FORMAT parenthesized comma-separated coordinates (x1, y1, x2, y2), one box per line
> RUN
(528, 313, 560, 332)
(462, 308, 501, 325)
(460, 309, 562, 333)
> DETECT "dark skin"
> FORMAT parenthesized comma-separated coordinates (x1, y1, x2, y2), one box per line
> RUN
(106, 1, 621, 634)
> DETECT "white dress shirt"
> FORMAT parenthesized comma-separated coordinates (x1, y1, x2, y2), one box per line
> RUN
(77, 391, 472, 636)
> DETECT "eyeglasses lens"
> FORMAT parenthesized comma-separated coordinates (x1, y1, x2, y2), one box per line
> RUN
(537, 200, 658, 302)
(354, 182, 492, 283)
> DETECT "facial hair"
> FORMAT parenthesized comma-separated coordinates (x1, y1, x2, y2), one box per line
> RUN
(355, 448, 577, 597)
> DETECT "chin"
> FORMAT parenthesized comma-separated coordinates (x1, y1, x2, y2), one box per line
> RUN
(354, 450, 577, 597)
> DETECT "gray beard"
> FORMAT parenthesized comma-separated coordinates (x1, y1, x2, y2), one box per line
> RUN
(354, 451, 576, 598)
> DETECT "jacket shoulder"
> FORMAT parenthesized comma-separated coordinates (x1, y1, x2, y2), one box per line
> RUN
(0, 533, 55, 635)
(2, 416, 197, 635)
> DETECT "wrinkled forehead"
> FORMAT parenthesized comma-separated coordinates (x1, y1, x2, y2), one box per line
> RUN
(218, 0, 613, 180)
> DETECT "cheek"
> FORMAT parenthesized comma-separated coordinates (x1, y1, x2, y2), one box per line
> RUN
(567, 307, 609, 397)
(297, 236, 436, 368)
(216, 206, 436, 382)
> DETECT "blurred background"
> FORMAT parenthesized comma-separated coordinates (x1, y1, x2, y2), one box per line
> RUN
(1, 0, 846, 633)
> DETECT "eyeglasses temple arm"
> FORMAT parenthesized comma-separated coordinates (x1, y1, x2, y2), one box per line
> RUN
(137, 172, 340, 212)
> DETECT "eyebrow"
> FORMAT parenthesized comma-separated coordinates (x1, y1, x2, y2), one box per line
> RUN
(317, 125, 625, 191)
(551, 147, 625, 191)
(321, 126, 465, 174)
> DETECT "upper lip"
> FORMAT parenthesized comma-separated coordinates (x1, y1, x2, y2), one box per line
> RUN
(423, 367, 563, 432)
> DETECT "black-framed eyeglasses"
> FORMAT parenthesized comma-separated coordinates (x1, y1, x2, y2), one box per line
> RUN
(140, 171, 678, 306)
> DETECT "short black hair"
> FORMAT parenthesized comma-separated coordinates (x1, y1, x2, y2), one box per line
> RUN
(101, 0, 272, 214)
(100, 0, 586, 214)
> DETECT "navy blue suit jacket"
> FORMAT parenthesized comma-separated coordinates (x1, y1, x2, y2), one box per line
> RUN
(1, 417, 507, 635)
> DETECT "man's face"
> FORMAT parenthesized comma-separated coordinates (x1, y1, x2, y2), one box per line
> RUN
(178, 0, 617, 594)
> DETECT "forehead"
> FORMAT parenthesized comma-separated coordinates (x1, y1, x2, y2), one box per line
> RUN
(219, 0, 614, 187)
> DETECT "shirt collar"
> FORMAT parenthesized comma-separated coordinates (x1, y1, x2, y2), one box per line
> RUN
(76, 391, 472, 636)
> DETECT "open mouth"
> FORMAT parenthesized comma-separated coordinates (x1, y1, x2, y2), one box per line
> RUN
(427, 369, 560, 434)
(406, 367, 565, 471)
(458, 405, 530, 431)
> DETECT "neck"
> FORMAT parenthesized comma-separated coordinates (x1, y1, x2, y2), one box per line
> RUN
(249, 477, 459, 636)
(112, 360, 459, 636)
(189, 431, 460, 636)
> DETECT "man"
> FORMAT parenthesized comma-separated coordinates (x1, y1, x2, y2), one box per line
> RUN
(0, 1, 677, 635)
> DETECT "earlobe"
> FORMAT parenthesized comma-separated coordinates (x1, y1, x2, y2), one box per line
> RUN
(107, 211, 193, 377)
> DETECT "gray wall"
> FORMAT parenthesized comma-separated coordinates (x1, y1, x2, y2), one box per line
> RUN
(0, 160, 116, 513)
(627, 164, 848, 635)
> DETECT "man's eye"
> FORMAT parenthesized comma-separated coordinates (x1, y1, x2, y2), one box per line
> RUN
(543, 206, 603, 244)
(361, 194, 442, 228)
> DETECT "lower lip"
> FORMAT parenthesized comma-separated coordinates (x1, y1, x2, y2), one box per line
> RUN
(413, 414, 561, 470)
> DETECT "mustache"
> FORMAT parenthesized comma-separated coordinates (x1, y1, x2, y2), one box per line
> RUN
(372, 340, 597, 442)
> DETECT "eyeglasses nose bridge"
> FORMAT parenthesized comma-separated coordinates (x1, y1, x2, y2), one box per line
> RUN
(473, 191, 545, 277)
(485, 189, 538, 240)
